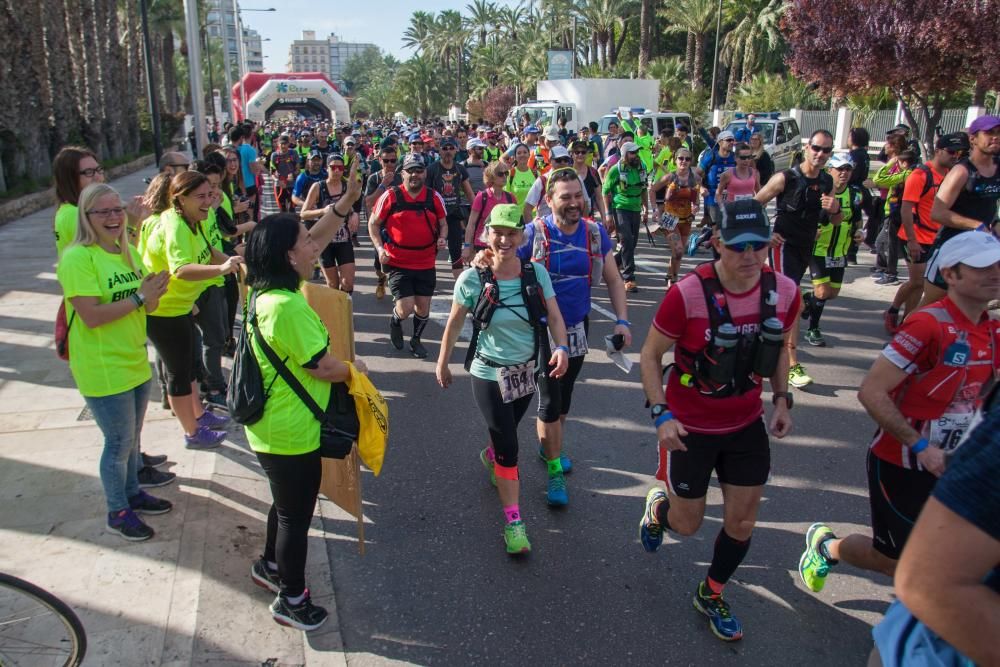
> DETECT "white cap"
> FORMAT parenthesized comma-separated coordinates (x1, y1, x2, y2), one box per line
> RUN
(466, 138, 485, 150)
(621, 142, 640, 154)
(550, 145, 570, 160)
(717, 130, 735, 142)
(938, 231, 1000, 269)
(543, 126, 561, 141)
(827, 153, 854, 169)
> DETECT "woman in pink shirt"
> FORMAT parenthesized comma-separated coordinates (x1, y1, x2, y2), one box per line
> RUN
(462, 161, 516, 264)
(716, 143, 760, 203)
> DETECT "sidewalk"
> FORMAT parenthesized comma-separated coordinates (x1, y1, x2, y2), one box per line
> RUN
(0, 163, 349, 665)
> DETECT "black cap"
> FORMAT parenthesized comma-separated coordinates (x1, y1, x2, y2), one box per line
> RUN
(936, 132, 970, 152)
(718, 199, 771, 245)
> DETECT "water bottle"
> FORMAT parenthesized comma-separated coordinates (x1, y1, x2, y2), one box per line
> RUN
(752, 317, 784, 377)
(705, 323, 740, 385)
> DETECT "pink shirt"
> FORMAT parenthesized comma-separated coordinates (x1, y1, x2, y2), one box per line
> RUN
(471, 189, 516, 248)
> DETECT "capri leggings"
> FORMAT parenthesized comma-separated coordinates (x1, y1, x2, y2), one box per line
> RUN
(146, 313, 197, 397)
(471, 375, 534, 469)
(536, 317, 588, 423)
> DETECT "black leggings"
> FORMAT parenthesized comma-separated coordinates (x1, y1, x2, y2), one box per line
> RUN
(536, 318, 588, 423)
(471, 376, 534, 469)
(257, 448, 322, 598)
(146, 313, 197, 396)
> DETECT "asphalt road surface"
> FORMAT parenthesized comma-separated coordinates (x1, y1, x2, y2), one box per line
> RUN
(320, 229, 897, 666)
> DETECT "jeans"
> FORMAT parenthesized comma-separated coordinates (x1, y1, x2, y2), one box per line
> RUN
(84, 380, 151, 513)
(614, 208, 641, 281)
(195, 285, 227, 392)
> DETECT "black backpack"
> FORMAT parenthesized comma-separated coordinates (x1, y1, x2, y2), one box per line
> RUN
(227, 295, 269, 425)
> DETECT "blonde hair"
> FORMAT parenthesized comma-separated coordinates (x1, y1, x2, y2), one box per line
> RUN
(73, 183, 138, 272)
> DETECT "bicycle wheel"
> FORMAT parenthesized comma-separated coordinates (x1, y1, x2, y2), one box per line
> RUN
(0, 573, 86, 667)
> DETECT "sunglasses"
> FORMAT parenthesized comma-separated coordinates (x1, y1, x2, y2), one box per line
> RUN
(572, 150, 588, 155)
(943, 148, 967, 156)
(723, 240, 769, 252)
(404, 168, 425, 174)
(440, 146, 456, 151)
(738, 154, 753, 160)
(675, 156, 691, 162)
(494, 171, 509, 177)
(721, 138, 735, 143)
(809, 144, 833, 154)
(328, 165, 345, 171)
(382, 158, 398, 163)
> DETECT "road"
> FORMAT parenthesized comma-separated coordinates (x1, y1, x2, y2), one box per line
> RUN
(320, 225, 896, 666)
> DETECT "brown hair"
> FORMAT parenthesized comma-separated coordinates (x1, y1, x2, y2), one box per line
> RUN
(169, 171, 210, 227)
(53, 145, 99, 205)
(143, 173, 173, 215)
(885, 134, 908, 155)
(483, 161, 508, 184)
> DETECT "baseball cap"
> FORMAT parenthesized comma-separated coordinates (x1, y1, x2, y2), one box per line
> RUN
(407, 132, 423, 143)
(344, 137, 356, 145)
(571, 140, 590, 151)
(524, 125, 540, 134)
(543, 126, 561, 141)
(402, 153, 426, 171)
(466, 138, 485, 150)
(440, 137, 458, 148)
(936, 132, 970, 151)
(827, 153, 854, 170)
(937, 231, 1000, 269)
(298, 130, 311, 138)
(717, 130, 735, 142)
(308, 150, 322, 160)
(550, 145, 571, 161)
(487, 204, 525, 229)
(968, 115, 1000, 135)
(621, 142, 640, 154)
(718, 199, 771, 245)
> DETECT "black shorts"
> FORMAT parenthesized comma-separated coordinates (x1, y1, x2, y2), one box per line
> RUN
(536, 318, 589, 422)
(866, 450, 937, 560)
(146, 313, 197, 397)
(319, 241, 355, 269)
(656, 418, 770, 499)
(770, 242, 811, 286)
(808, 255, 847, 288)
(387, 266, 436, 298)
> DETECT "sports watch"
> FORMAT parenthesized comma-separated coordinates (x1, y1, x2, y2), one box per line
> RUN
(772, 392, 793, 409)
(650, 403, 669, 420)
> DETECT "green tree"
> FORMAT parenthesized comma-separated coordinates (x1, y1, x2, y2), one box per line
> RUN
(721, 0, 785, 106)
(731, 73, 825, 112)
(464, 0, 497, 48)
(659, 0, 717, 90)
(342, 47, 399, 96)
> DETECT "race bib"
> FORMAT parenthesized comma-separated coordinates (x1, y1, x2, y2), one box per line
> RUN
(733, 194, 753, 201)
(660, 213, 679, 231)
(497, 361, 537, 404)
(928, 412, 974, 451)
(550, 321, 589, 358)
(825, 256, 846, 268)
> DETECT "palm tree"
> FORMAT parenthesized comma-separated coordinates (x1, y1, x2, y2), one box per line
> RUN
(428, 10, 469, 103)
(648, 56, 688, 108)
(721, 0, 785, 105)
(638, 0, 654, 77)
(394, 55, 449, 118)
(659, 0, 718, 91)
(464, 0, 497, 47)
(403, 11, 436, 54)
(149, 0, 185, 113)
(495, 2, 527, 43)
(577, 0, 633, 70)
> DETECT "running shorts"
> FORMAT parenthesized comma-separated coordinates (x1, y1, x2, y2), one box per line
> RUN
(387, 267, 436, 299)
(770, 242, 811, 286)
(808, 255, 847, 288)
(319, 241, 355, 269)
(866, 449, 937, 560)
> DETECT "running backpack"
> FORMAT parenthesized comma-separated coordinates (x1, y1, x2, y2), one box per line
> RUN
(385, 186, 438, 250)
(530, 218, 605, 286)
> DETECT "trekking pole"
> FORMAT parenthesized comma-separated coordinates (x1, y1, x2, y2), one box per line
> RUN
(643, 217, 656, 247)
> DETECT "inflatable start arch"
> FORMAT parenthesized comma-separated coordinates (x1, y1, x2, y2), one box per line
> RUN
(232, 72, 351, 124)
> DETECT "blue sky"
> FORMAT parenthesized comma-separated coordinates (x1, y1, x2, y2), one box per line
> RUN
(253, 0, 520, 70)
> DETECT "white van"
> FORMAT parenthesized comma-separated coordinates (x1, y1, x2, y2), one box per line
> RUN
(723, 113, 802, 171)
(598, 110, 693, 140)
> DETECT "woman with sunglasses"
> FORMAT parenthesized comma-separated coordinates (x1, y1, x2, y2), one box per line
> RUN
(651, 148, 700, 285)
(57, 183, 171, 540)
(716, 143, 761, 204)
(463, 161, 516, 265)
(301, 154, 359, 293)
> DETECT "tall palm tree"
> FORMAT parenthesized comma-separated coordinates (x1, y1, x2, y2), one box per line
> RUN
(638, 0, 654, 77)
(429, 10, 469, 103)
(577, 0, 633, 70)
(659, 0, 717, 90)
(721, 0, 785, 104)
(402, 11, 435, 54)
(495, 2, 527, 43)
(464, 0, 497, 48)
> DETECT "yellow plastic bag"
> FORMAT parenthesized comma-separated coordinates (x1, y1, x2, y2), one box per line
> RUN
(348, 363, 389, 476)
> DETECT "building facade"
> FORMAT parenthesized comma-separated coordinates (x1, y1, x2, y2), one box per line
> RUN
(287, 30, 377, 92)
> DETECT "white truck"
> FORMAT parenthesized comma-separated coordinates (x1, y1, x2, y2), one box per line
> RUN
(506, 79, 660, 134)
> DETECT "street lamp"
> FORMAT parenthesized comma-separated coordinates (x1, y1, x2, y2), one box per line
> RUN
(708, 0, 723, 112)
(232, 4, 276, 120)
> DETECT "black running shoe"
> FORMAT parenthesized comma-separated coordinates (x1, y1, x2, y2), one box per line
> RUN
(389, 317, 404, 350)
(409, 338, 428, 359)
(138, 466, 177, 489)
(128, 490, 173, 515)
(269, 590, 328, 631)
(251, 557, 280, 593)
(106, 509, 154, 542)
(141, 452, 168, 468)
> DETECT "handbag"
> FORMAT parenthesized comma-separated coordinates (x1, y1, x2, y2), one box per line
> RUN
(249, 299, 359, 458)
(226, 294, 268, 425)
(54, 301, 75, 361)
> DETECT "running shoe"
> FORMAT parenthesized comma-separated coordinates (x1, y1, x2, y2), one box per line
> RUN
(389, 317, 404, 350)
(799, 522, 837, 593)
(375, 276, 386, 300)
(875, 273, 900, 286)
(128, 490, 173, 515)
(269, 590, 328, 631)
(137, 466, 176, 488)
(799, 292, 813, 321)
(693, 581, 743, 642)
(804, 328, 826, 347)
(638, 487, 666, 553)
(788, 363, 813, 389)
(546, 473, 568, 507)
(185, 425, 225, 449)
(409, 338, 428, 359)
(537, 447, 573, 474)
(106, 508, 154, 542)
(251, 557, 280, 593)
(479, 447, 496, 487)
(197, 410, 230, 429)
(883, 309, 899, 335)
(141, 452, 168, 468)
(503, 520, 531, 555)
(204, 391, 227, 408)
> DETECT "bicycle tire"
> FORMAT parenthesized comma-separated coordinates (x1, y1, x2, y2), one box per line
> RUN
(0, 572, 87, 667)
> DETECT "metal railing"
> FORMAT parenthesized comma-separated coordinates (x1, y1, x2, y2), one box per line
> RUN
(797, 110, 837, 139)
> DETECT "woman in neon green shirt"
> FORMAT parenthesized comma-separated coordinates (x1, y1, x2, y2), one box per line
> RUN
(242, 163, 365, 632)
(142, 172, 244, 448)
(504, 144, 537, 212)
(56, 183, 171, 541)
(52, 146, 105, 259)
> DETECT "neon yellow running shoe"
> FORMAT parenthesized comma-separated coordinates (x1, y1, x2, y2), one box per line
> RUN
(504, 520, 531, 555)
(788, 363, 813, 388)
(798, 522, 837, 593)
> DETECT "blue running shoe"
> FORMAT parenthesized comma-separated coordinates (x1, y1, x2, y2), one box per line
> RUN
(546, 473, 568, 507)
(197, 410, 229, 429)
(537, 447, 572, 474)
(693, 581, 743, 642)
(638, 487, 665, 553)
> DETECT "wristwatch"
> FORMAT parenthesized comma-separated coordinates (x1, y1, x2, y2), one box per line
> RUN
(772, 392, 793, 409)
(650, 403, 669, 420)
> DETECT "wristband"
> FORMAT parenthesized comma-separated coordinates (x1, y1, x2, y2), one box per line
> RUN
(909, 438, 929, 454)
(130, 293, 144, 309)
(615, 319, 631, 327)
(555, 345, 569, 354)
(654, 411, 674, 427)
(463, 243, 472, 248)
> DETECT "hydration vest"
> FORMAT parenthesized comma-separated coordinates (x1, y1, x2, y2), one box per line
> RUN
(530, 218, 605, 286)
(465, 261, 548, 371)
(673, 262, 778, 397)
(776, 165, 832, 216)
(952, 156, 1000, 226)
(385, 186, 438, 250)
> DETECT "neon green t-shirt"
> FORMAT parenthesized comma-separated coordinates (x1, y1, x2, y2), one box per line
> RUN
(814, 187, 861, 258)
(621, 118, 655, 173)
(137, 213, 161, 257)
(56, 244, 151, 397)
(505, 167, 536, 209)
(653, 147, 674, 181)
(602, 164, 646, 212)
(54, 203, 78, 259)
(201, 210, 225, 288)
(245, 289, 331, 455)
(141, 209, 214, 317)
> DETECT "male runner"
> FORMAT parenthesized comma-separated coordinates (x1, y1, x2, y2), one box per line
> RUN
(426, 137, 475, 278)
(603, 142, 648, 292)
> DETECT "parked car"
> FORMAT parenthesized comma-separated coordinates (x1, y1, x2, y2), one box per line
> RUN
(598, 110, 693, 140)
(724, 113, 802, 171)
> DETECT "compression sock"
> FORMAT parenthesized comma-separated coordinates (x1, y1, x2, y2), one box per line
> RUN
(800, 291, 813, 320)
(809, 298, 827, 330)
(706, 529, 752, 587)
(546, 457, 563, 477)
(704, 576, 725, 596)
(653, 495, 672, 532)
(503, 504, 521, 524)
(412, 313, 429, 340)
(391, 310, 403, 327)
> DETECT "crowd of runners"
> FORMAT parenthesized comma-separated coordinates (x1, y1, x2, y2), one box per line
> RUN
(49, 105, 999, 661)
